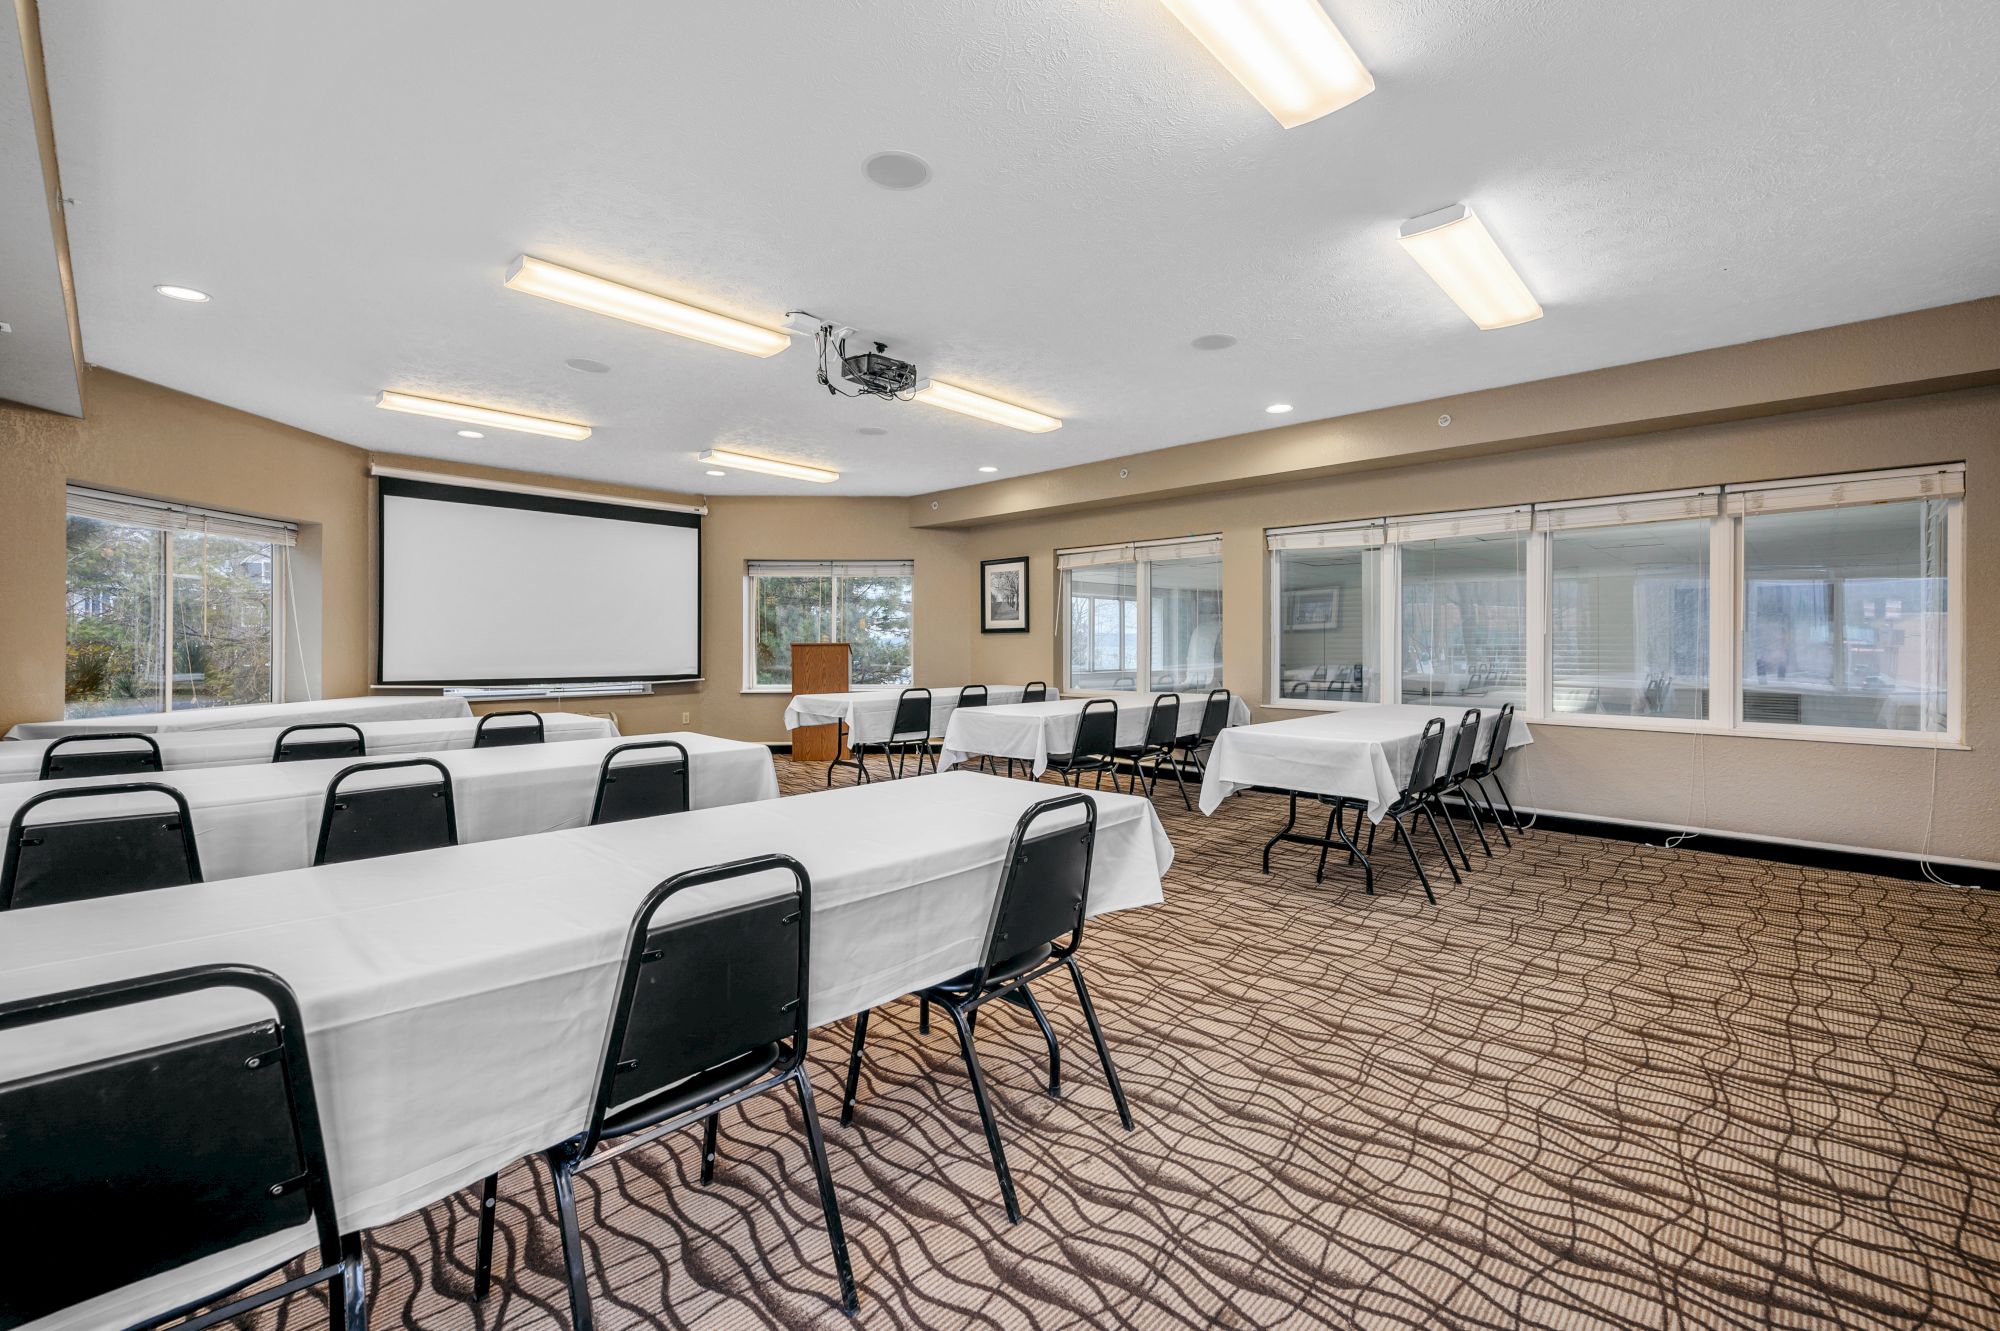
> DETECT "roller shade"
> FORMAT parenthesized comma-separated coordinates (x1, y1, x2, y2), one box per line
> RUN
(746, 560, 912, 578)
(1387, 505, 1531, 544)
(1534, 488, 1720, 532)
(1057, 534, 1220, 569)
(1267, 520, 1386, 552)
(66, 485, 298, 546)
(1725, 465, 1963, 516)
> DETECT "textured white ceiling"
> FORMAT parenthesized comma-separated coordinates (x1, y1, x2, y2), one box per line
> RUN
(39, 0, 2000, 495)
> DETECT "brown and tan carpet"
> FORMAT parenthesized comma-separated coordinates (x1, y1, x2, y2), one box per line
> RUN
(231, 761, 1999, 1330)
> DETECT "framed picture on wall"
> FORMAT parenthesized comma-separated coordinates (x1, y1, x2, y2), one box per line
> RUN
(1283, 586, 1340, 631)
(980, 556, 1030, 633)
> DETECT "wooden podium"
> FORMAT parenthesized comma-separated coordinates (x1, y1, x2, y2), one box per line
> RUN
(788, 641, 850, 762)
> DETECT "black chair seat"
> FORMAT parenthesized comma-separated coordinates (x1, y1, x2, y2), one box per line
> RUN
(597, 1042, 784, 1140)
(926, 943, 1054, 996)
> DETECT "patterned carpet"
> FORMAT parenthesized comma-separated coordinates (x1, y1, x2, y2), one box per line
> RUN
(233, 759, 1999, 1331)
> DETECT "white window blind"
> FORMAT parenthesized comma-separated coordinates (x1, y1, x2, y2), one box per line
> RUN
(1266, 519, 1387, 552)
(66, 485, 299, 546)
(1724, 465, 1963, 517)
(1386, 505, 1531, 544)
(1534, 488, 1720, 531)
(745, 559, 913, 578)
(1056, 534, 1221, 569)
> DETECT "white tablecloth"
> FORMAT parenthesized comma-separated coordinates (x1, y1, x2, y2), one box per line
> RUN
(940, 694, 1252, 776)
(1, 772, 1171, 1331)
(1196, 704, 1534, 819)
(783, 685, 1057, 745)
(6, 694, 472, 740)
(0, 732, 776, 882)
(0, 713, 618, 784)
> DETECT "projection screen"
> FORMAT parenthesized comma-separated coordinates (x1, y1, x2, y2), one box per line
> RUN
(377, 476, 700, 685)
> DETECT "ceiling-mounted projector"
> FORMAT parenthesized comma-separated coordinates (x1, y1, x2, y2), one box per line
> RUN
(841, 342, 918, 396)
(786, 310, 921, 401)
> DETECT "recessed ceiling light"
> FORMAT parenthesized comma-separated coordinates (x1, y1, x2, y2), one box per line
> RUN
(697, 448, 838, 484)
(376, 391, 591, 441)
(978, 466, 999, 473)
(857, 426, 888, 436)
(154, 284, 210, 302)
(456, 430, 485, 439)
(1265, 403, 1294, 414)
(1398, 204, 1544, 330)
(863, 150, 932, 190)
(504, 256, 791, 357)
(564, 357, 611, 374)
(1190, 333, 1237, 351)
(1160, 0, 1375, 129)
(706, 469, 727, 477)
(913, 380, 1061, 433)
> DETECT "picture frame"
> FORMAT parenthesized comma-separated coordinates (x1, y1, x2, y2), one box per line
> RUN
(980, 555, 1030, 633)
(1283, 586, 1340, 632)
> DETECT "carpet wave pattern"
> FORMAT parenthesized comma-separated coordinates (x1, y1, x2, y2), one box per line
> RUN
(202, 762, 2000, 1329)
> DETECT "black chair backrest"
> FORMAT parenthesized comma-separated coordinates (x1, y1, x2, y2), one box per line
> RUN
(890, 688, 932, 740)
(1402, 718, 1448, 799)
(957, 685, 989, 709)
(0, 964, 343, 1329)
(1198, 689, 1233, 741)
(591, 740, 691, 825)
(587, 854, 810, 1152)
(1144, 693, 1181, 747)
(1070, 698, 1120, 760)
(1021, 681, 1048, 703)
(474, 710, 545, 748)
(974, 793, 1098, 986)
(2, 783, 203, 911)
(38, 732, 162, 781)
(1483, 702, 1516, 772)
(272, 722, 366, 764)
(1442, 709, 1482, 787)
(313, 758, 456, 866)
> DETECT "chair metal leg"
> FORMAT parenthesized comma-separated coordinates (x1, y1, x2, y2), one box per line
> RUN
(840, 1008, 870, 1126)
(919, 993, 930, 1034)
(1166, 751, 1192, 810)
(1418, 802, 1464, 884)
(1430, 798, 1473, 873)
(331, 1232, 369, 1331)
(545, 1140, 594, 1331)
(1457, 784, 1495, 857)
(1004, 985, 1062, 1096)
(947, 1002, 1020, 1223)
(1392, 815, 1439, 905)
(473, 1172, 498, 1300)
(1469, 777, 1513, 847)
(700, 1112, 720, 1185)
(1066, 957, 1134, 1130)
(791, 1067, 860, 1312)
(1491, 771, 1524, 829)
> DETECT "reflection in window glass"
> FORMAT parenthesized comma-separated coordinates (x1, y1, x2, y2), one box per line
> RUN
(1148, 556, 1223, 691)
(1551, 519, 1709, 718)
(750, 573, 912, 688)
(1276, 548, 1378, 702)
(752, 576, 833, 689)
(839, 575, 914, 686)
(1067, 563, 1138, 689)
(1742, 500, 1948, 732)
(65, 515, 168, 718)
(171, 531, 279, 710)
(1400, 533, 1527, 707)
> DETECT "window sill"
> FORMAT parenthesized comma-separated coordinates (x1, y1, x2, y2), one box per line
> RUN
(1523, 712, 1968, 750)
(743, 686, 794, 695)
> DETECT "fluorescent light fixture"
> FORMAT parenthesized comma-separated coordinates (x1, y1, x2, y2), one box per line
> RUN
(706, 469, 727, 477)
(978, 465, 999, 473)
(456, 429, 485, 439)
(1265, 402, 1293, 414)
(1159, 0, 1375, 129)
(1397, 204, 1544, 330)
(697, 448, 838, 484)
(913, 380, 1062, 433)
(375, 391, 592, 441)
(505, 255, 790, 357)
(154, 284, 210, 302)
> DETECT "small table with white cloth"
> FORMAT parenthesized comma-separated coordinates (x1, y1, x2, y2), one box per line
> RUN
(0, 732, 778, 883)
(940, 693, 1253, 777)
(0, 712, 618, 784)
(6, 694, 472, 741)
(783, 684, 1057, 747)
(0, 771, 1172, 1331)
(1196, 703, 1533, 882)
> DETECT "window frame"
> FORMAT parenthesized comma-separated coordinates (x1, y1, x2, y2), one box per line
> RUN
(1057, 535, 1223, 695)
(740, 560, 916, 693)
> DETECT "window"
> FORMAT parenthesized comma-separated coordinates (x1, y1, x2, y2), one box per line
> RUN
(64, 486, 293, 718)
(1269, 521, 1382, 702)
(744, 560, 913, 690)
(1059, 536, 1222, 692)
(1393, 509, 1529, 709)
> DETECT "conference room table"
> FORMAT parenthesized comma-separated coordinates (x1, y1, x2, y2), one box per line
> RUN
(0, 732, 777, 882)
(939, 693, 1253, 776)
(783, 683, 1057, 745)
(0, 712, 619, 784)
(6, 693, 472, 741)
(1196, 703, 1535, 820)
(0, 772, 1174, 1331)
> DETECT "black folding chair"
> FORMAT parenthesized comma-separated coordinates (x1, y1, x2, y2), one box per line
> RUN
(467, 854, 856, 1322)
(1020, 681, 1048, 703)
(1358, 717, 1459, 904)
(589, 739, 691, 824)
(955, 685, 996, 771)
(1168, 688, 1233, 780)
(473, 711, 545, 748)
(1464, 701, 1523, 835)
(2, 783, 203, 911)
(273, 723, 366, 763)
(38, 731, 163, 780)
(0, 964, 367, 1330)
(840, 793, 1131, 1224)
(1047, 698, 1122, 791)
(1426, 708, 1489, 872)
(829, 687, 933, 785)
(313, 758, 457, 865)
(1115, 694, 1189, 809)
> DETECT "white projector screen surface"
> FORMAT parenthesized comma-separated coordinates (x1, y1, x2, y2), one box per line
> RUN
(378, 479, 700, 684)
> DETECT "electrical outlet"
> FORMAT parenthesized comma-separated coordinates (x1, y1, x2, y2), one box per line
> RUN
(681, 711, 691, 724)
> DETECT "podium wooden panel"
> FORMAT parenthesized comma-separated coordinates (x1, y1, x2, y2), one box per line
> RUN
(789, 642, 850, 762)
